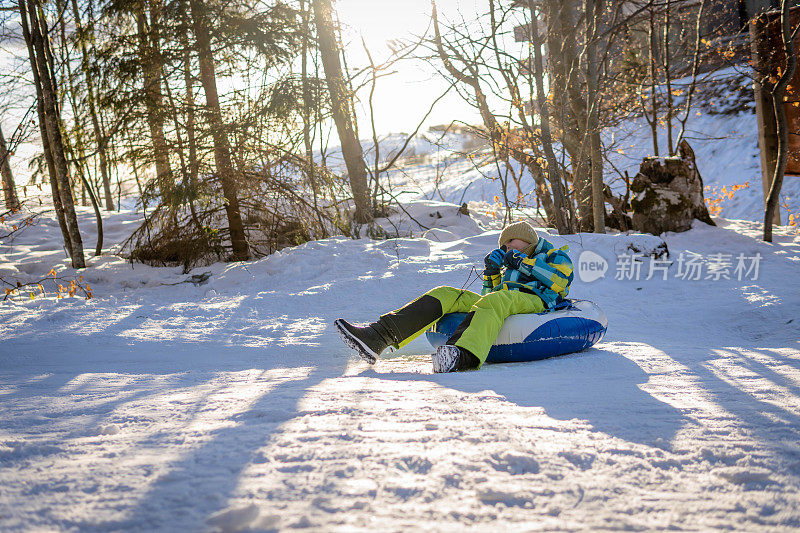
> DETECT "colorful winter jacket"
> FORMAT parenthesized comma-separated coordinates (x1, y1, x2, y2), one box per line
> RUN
(481, 237, 574, 309)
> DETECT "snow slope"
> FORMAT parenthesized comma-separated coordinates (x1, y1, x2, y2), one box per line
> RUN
(322, 68, 798, 225)
(1, 202, 799, 531)
(385, 105, 800, 224)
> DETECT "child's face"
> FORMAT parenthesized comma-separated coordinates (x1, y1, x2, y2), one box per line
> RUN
(504, 239, 530, 252)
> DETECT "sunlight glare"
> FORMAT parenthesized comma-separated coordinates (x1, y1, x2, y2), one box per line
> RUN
(334, 0, 483, 134)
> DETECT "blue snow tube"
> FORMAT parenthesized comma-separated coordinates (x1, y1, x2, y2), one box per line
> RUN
(425, 299, 607, 363)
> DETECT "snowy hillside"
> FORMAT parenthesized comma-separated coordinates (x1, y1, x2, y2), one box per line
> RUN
(5, 67, 796, 227)
(319, 67, 799, 225)
(1, 200, 799, 530)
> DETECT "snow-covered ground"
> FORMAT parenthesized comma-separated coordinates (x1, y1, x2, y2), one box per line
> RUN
(1, 199, 799, 531)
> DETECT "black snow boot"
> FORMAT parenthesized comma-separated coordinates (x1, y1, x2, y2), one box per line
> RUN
(334, 319, 396, 364)
(432, 345, 480, 373)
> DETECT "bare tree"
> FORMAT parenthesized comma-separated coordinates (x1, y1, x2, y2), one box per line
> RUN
(529, 1, 573, 233)
(764, 0, 798, 242)
(584, 0, 606, 232)
(55, 0, 104, 256)
(675, 0, 706, 149)
(70, 0, 114, 211)
(644, 3, 660, 156)
(544, 0, 593, 231)
(18, 1, 71, 255)
(662, 0, 675, 156)
(188, 0, 250, 260)
(19, 0, 85, 268)
(313, 0, 372, 224)
(135, 0, 174, 200)
(0, 125, 20, 210)
(430, 2, 551, 225)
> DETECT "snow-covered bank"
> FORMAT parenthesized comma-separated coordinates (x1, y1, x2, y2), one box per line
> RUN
(313, 68, 796, 225)
(1, 202, 800, 531)
(7, 68, 797, 231)
(377, 103, 800, 225)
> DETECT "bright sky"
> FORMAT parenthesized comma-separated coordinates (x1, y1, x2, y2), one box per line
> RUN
(334, 0, 486, 135)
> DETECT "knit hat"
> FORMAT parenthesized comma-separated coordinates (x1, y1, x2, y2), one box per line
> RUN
(498, 220, 539, 253)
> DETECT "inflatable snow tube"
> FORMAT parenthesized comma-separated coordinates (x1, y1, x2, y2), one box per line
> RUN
(425, 299, 607, 364)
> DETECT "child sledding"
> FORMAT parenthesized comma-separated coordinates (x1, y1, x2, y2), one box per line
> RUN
(335, 220, 575, 373)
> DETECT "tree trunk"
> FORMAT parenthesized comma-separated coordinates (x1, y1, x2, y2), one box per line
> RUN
(547, 0, 593, 231)
(179, 1, 202, 233)
(22, 0, 85, 268)
(675, 0, 706, 150)
(526, 161, 558, 226)
(0, 125, 20, 211)
(663, 0, 675, 156)
(648, 7, 660, 156)
(19, 0, 71, 253)
(64, 137, 104, 256)
(182, 23, 199, 200)
(188, 0, 250, 260)
(57, 0, 103, 255)
(313, 0, 372, 224)
(764, 0, 797, 242)
(751, 13, 783, 227)
(300, 0, 327, 235)
(301, 0, 314, 175)
(70, 0, 114, 211)
(136, 1, 173, 199)
(585, 0, 606, 233)
(58, 39, 103, 256)
(529, 3, 571, 234)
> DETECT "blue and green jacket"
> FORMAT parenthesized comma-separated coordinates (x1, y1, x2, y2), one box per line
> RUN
(481, 237, 574, 309)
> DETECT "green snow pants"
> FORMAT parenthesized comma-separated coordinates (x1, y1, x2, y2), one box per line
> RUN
(379, 285, 545, 368)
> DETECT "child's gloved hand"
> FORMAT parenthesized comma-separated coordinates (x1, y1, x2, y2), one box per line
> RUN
(504, 249, 525, 270)
(484, 249, 506, 273)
